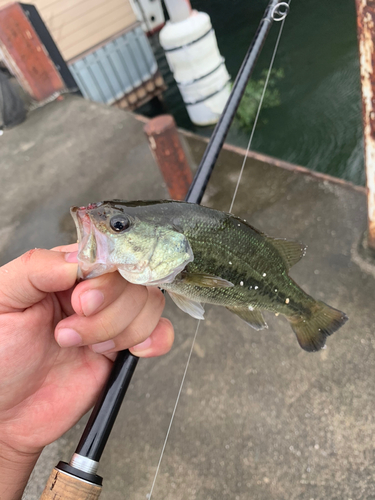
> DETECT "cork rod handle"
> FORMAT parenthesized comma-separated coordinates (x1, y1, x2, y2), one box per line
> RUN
(39, 468, 102, 500)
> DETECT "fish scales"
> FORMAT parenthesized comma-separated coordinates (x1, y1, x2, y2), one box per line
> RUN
(163, 208, 305, 312)
(71, 200, 348, 352)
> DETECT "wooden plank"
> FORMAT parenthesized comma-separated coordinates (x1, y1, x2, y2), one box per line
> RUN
(0, 2, 65, 100)
(41, 0, 135, 26)
(0, 0, 137, 60)
(46, 0, 129, 38)
(58, 13, 136, 60)
(0, 0, 15, 7)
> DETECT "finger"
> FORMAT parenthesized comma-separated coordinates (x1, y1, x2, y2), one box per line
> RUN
(51, 243, 78, 253)
(90, 287, 166, 353)
(55, 286, 76, 317)
(55, 283, 151, 347)
(130, 318, 174, 358)
(0, 249, 78, 313)
(103, 351, 118, 362)
(53, 245, 79, 316)
(70, 272, 131, 317)
(57, 271, 131, 322)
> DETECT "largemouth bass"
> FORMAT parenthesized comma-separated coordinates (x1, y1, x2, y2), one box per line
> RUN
(71, 200, 348, 352)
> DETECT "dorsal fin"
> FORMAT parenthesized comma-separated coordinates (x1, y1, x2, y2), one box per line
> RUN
(268, 238, 307, 269)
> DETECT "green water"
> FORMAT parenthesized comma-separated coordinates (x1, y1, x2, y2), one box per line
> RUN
(142, 0, 364, 185)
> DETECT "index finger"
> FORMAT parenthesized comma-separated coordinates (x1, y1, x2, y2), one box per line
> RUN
(0, 249, 78, 313)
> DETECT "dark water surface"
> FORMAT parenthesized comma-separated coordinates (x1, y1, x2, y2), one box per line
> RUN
(139, 0, 365, 185)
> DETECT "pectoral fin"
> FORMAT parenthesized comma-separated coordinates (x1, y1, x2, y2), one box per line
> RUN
(168, 291, 205, 320)
(226, 305, 268, 330)
(177, 272, 234, 288)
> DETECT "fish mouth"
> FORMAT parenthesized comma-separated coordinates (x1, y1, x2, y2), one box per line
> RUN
(70, 205, 115, 280)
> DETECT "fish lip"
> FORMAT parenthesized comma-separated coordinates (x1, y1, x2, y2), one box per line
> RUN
(70, 205, 112, 280)
(70, 206, 88, 280)
(70, 206, 84, 250)
(71, 202, 102, 212)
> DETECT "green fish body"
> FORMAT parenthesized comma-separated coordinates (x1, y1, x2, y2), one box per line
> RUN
(71, 200, 348, 352)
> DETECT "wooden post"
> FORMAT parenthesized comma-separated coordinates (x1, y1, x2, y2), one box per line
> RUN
(356, 0, 375, 249)
(39, 468, 101, 500)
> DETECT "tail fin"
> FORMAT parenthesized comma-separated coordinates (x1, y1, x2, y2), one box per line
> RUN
(288, 301, 348, 352)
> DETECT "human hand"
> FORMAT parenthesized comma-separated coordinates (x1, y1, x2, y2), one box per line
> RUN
(0, 245, 173, 498)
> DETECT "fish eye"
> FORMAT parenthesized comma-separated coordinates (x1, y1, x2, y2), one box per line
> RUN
(110, 215, 130, 233)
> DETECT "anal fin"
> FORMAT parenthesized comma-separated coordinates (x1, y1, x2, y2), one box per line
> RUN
(168, 291, 205, 320)
(226, 305, 268, 331)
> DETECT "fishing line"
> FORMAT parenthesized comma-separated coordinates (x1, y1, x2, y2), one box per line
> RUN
(229, 1, 291, 214)
(147, 319, 202, 500)
(147, 4, 290, 497)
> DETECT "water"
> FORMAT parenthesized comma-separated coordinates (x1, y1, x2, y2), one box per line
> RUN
(138, 0, 365, 186)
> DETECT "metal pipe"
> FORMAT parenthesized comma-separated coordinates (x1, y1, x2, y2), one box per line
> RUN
(39, 1, 283, 496)
(186, 0, 280, 205)
(356, 0, 375, 250)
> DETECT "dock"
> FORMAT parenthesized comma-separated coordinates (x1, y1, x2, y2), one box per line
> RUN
(1, 95, 374, 500)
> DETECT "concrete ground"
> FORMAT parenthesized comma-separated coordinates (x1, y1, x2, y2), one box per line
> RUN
(1, 95, 374, 500)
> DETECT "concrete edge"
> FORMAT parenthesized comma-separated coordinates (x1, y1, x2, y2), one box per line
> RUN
(133, 113, 366, 194)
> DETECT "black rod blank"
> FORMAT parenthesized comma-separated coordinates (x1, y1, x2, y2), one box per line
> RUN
(186, 0, 280, 205)
(74, 350, 139, 461)
(70, 0, 281, 471)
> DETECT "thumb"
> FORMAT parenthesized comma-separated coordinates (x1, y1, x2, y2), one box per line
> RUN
(0, 248, 78, 313)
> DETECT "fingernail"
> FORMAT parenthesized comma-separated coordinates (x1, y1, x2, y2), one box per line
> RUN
(65, 251, 78, 263)
(80, 289, 104, 316)
(56, 328, 82, 347)
(131, 336, 152, 353)
(92, 339, 116, 354)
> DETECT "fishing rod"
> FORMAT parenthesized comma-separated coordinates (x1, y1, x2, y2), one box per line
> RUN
(39, 1, 288, 497)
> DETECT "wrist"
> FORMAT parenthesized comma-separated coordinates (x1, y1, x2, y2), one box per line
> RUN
(0, 441, 42, 500)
